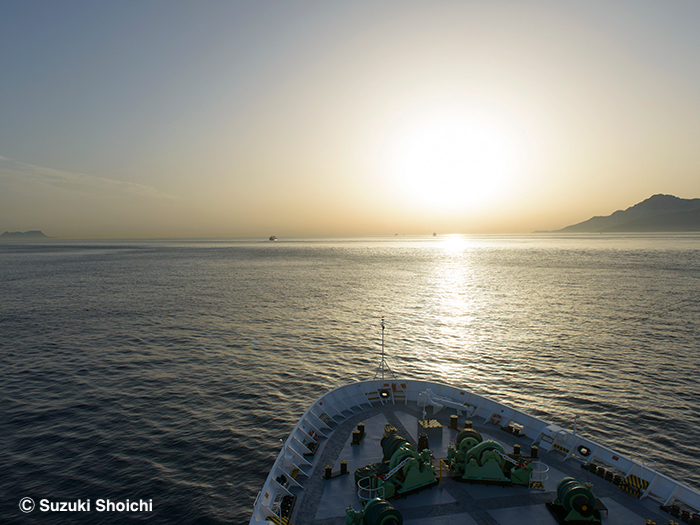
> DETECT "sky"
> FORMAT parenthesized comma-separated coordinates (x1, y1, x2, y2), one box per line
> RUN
(1, 0, 700, 238)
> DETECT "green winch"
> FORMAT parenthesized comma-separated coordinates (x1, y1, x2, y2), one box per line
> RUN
(345, 498, 403, 525)
(447, 429, 532, 485)
(548, 476, 600, 523)
(354, 434, 437, 500)
(545, 476, 601, 523)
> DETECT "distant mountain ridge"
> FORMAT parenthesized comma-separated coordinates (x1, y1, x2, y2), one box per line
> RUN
(0, 230, 51, 240)
(557, 194, 700, 233)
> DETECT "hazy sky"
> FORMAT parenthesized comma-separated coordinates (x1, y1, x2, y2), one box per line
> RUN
(2, 1, 700, 238)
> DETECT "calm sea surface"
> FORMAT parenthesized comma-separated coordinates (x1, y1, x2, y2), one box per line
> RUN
(1, 234, 699, 523)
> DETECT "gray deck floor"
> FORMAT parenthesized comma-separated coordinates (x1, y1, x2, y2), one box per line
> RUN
(292, 403, 673, 525)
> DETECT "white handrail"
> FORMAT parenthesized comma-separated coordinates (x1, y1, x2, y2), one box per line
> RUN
(357, 475, 385, 501)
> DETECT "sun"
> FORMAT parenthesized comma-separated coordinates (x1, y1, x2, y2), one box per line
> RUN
(382, 109, 516, 211)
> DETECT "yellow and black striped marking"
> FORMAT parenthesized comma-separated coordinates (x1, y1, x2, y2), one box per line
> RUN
(266, 516, 291, 525)
(621, 474, 649, 497)
(552, 444, 570, 454)
(530, 481, 545, 490)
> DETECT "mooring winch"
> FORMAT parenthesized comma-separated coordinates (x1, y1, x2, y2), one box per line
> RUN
(546, 476, 601, 524)
(345, 497, 403, 525)
(447, 428, 532, 485)
(355, 434, 437, 500)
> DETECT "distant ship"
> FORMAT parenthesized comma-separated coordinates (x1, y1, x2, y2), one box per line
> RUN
(269, 236, 278, 241)
(249, 321, 700, 525)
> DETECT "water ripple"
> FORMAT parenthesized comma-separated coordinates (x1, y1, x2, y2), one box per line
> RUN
(1, 235, 699, 523)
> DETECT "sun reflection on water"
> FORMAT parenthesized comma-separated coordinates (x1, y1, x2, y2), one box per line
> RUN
(418, 234, 487, 381)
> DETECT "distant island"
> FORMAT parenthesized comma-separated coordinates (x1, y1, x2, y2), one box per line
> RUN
(549, 194, 700, 233)
(0, 230, 52, 240)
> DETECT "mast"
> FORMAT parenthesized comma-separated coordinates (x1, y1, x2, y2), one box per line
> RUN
(374, 316, 397, 380)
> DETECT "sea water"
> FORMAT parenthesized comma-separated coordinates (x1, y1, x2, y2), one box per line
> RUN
(1, 234, 699, 523)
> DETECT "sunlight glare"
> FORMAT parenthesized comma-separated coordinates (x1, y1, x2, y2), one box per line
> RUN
(437, 234, 473, 254)
(381, 105, 520, 212)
